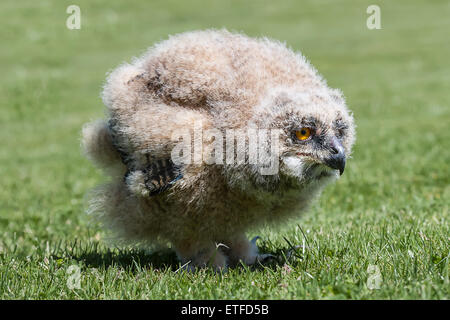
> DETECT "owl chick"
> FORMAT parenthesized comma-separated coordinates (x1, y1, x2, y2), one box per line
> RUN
(82, 29, 355, 270)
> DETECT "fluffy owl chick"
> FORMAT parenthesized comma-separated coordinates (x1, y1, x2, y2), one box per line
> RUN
(82, 29, 355, 270)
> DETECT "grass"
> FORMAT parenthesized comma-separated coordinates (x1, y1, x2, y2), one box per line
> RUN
(0, 0, 448, 299)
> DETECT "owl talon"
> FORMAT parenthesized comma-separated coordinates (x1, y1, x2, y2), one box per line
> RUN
(250, 237, 275, 264)
(286, 245, 303, 259)
(250, 236, 261, 244)
(256, 253, 275, 262)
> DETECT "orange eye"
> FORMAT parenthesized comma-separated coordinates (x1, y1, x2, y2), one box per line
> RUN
(295, 128, 311, 141)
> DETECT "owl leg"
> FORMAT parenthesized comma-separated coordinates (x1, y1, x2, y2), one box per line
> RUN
(174, 241, 228, 271)
(223, 234, 274, 266)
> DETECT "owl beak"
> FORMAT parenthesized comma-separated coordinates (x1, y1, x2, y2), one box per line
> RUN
(324, 137, 346, 175)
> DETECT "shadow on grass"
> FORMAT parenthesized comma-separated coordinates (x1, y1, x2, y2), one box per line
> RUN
(64, 242, 287, 273)
(68, 247, 180, 272)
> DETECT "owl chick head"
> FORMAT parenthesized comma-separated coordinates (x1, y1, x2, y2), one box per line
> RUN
(250, 87, 355, 186)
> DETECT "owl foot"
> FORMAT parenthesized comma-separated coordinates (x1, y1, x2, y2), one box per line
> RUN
(225, 235, 274, 266)
(174, 242, 228, 272)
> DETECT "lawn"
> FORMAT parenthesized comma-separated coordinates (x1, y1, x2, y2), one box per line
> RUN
(0, 0, 448, 299)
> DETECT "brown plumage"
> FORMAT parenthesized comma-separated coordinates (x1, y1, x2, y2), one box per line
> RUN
(82, 29, 355, 270)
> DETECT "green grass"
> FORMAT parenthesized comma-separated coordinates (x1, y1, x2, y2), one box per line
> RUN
(0, 0, 448, 299)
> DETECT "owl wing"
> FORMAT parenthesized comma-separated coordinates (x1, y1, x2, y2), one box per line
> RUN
(140, 158, 183, 196)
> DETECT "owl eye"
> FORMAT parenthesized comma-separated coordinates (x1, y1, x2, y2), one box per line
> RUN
(295, 127, 312, 141)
